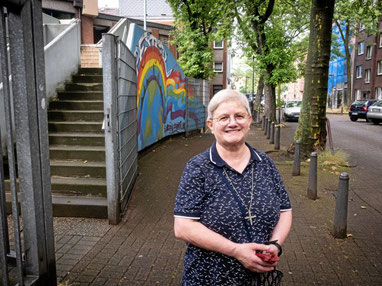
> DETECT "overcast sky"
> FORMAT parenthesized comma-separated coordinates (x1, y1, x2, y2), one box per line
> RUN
(98, 0, 119, 8)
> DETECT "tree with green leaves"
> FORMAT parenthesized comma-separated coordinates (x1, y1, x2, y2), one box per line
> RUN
(167, 0, 231, 80)
(293, 0, 335, 156)
(233, 0, 310, 121)
(334, 0, 382, 105)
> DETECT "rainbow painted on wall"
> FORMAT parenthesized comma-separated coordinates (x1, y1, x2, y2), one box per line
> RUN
(127, 23, 187, 150)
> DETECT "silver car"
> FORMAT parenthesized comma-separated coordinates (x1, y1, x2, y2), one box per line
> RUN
(283, 101, 302, 121)
(367, 100, 382, 125)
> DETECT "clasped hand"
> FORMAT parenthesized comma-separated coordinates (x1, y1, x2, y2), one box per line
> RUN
(233, 243, 279, 273)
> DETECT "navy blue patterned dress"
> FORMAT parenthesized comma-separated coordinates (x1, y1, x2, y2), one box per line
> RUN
(174, 142, 292, 285)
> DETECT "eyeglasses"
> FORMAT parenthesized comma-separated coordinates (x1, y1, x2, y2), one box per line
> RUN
(212, 113, 249, 125)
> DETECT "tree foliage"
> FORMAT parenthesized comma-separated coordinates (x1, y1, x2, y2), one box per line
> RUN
(167, 0, 232, 80)
(333, 0, 382, 104)
(232, 0, 310, 119)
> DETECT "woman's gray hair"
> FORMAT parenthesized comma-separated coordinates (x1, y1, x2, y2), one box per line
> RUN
(207, 89, 251, 120)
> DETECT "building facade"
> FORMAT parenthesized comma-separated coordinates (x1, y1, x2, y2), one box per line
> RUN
(118, 0, 230, 98)
(353, 19, 382, 100)
(327, 23, 349, 109)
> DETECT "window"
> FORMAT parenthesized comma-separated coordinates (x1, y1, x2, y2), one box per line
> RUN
(359, 23, 365, 31)
(378, 61, 382, 75)
(214, 62, 223, 72)
(356, 89, 362, 100)
(214, 41, 223, 49)
(380, 33, 382, 48)
(356, 65, 362, 78)
(357, 41, 365, 55)
(376, 87, 382, 100)
(213, 85, 223, 95)
(365, 69, 371, 83)
(159, 35, 169, 45)
(366, 46, 372, 59)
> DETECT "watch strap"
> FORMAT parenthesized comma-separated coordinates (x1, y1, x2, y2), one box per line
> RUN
(266, 240, 282, 256)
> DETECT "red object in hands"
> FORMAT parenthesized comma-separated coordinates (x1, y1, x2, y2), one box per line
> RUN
(255, 252, 280, 263)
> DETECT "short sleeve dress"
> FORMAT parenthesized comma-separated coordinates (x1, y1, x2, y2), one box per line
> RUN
(174, 142, 292, 286)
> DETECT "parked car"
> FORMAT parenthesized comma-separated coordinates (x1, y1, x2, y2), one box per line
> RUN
(283, 101, 302, 121)
(348, 99, 377, 121)
(366, 100, 382, 124)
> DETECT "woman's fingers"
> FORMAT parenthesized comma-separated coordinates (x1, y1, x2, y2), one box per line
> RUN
(233, 243, 279, 272)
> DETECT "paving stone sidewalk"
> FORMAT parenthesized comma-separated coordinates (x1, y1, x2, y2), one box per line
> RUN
(56, 125, 382, 285)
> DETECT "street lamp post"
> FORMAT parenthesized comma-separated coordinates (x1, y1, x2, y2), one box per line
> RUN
(144, 0, 147, 30)
(245, 76, 249, 94)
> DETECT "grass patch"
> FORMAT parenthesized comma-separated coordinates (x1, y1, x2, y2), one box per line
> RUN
(316, 150, 350, 175)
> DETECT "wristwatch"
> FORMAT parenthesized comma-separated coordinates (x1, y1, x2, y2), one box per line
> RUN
(266, 240, 282, 256)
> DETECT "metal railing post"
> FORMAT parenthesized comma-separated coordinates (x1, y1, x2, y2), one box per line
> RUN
(185, 78, 190, 137)
(333, 172, 350, 239)
(8, 1, 56, 283)
(102, 33, 121, 225)
(275, 125, 280, 150)
(307, 152, 318, 200)
(292, 140, 301, 176)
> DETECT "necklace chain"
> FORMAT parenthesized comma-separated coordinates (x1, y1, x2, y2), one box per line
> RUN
(223, 164, 256, 225)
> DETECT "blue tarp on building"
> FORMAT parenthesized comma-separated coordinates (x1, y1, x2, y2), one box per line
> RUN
(327, 23, 350, 107)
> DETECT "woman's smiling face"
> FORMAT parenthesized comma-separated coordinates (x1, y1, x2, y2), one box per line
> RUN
(207, 99, 252, 148)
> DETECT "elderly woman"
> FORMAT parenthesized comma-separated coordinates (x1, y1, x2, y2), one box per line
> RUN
(174, 89, 292, 285)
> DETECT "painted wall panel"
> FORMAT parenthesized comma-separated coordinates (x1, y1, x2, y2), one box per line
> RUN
(127, 23, 187, 150)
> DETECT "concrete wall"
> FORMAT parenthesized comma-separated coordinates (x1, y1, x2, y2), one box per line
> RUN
(44, 19, 81, 101)
(44, 23, 69, 46)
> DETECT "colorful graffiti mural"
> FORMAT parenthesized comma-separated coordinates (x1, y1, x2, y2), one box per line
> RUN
(127, 23, 187, 150)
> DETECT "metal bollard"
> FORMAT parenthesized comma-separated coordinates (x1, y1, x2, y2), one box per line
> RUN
(274, 125, 280, 150)
(266, 120, 271, 139)
(292, 140, 301, 176)
(264, 117, 268, 135)
(307, 152, 318, 200)
(262, 115, 266, 131)
(270, 122, 275, 144)
(333, 172, 350, 239)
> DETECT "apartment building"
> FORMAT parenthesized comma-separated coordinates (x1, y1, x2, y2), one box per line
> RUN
(353, 19, 382, 100)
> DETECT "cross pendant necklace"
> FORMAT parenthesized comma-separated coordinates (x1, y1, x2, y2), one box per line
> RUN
(245, 210, 256, 226)
(223, 165, 256, 226)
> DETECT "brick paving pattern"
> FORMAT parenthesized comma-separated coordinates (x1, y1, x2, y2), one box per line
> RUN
(56, 126, 382, 285)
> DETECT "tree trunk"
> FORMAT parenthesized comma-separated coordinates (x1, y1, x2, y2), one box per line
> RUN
(294, 0, 335, 156)
(264, 83, 276, 121)
(255, 72, 264, 108)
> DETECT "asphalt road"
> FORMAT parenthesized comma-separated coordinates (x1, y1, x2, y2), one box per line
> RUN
(280, 114, 382, 213)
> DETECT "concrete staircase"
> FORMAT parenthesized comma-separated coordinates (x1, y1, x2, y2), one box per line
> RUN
(48, 67, 107, 218)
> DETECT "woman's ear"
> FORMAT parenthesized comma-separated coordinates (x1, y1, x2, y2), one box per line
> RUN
(206, 119, 214, 133)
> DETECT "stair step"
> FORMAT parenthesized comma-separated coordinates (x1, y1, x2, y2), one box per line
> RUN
(49, 145, 105, 161)
(4, 176, 107, 197)
(78, 68, 102, 75)
(5, 193, 107, 218)
(81, 63, 100, 68)
(49, 100, 104, 110)
(57, 91, 103, 100)
(50, 160, 106, 178)
(48, 110, 104, 121)
(49, 132, 105, 146)
(52, 195, 107, 218)
(65, 83, 103, 91)
(51, 176, 106, 197)
(72, 75, 103, 83)
(49, 121, 103, 133)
